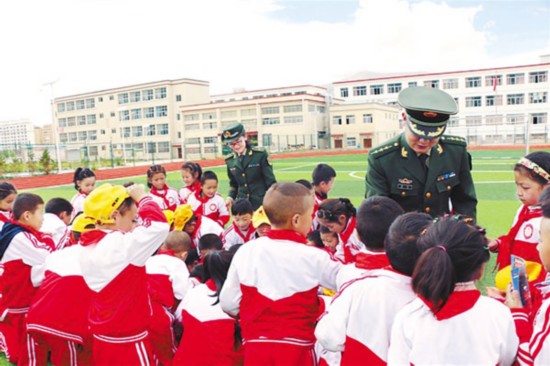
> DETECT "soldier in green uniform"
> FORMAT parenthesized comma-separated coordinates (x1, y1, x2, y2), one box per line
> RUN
(365, 86, 477, 219)
(222, 123, 277, 210)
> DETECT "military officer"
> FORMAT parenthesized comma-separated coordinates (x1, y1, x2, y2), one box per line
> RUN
(222, 123, 276, 210)
(365, 86, 477, 219)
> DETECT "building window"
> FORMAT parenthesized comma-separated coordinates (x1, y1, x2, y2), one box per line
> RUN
(507, 73, 525, 85)
(262, 117, 280, 125)
(465, 116, 482, 126)
(77, 116, 86, 125)
(529, 92, 548, 104)
(221, 110, 238, 118)
(531, 113, 547, 125)
(58, 118, 67, 127)
(109, 95, 114, 101)
(158, 124, 168, 135)
(122, 127, 131, 138)
(202, 122, 218, 129)
(60, 133, 67, 143)
(363, 114, 373, 123)
(158, 142, 169, 153)
(66, 101, 75, 111)
(317, 105, 325, 113)
(529, 71, 547, 83)
(202, 112, 216, 119)
(465, 77, 481, 88)
(118, 93, 129, 104)
(486, 95, 503, 106)
(99, 113, 104, 119)
(346, 137, 356, 147)
(448, 116, 459, 127)
(204, 136, 217, 144)
(261, 106, 280, 114)
(176, 95, 182, 102)
(346, 115, 355, 124)
(408, 82, 417, 87)
(283, 104, 302, 113)
(69, 132, 77, 142)
(332, 116, 342, 125)
(78, 131, 87, 141)
(86, 98, 95, 109)
(241, 108, 256, 117)
(507, 94, 524, 105)
(156, 106, 168, 117)
(184, 114, 199, 122)
(485, 115, 503, 125)
(147, 142, 157, 154)
(111, 128, 116, 134)
(423, 80, 439, 88)
(353, 86, 367, 96)
(465, 96, 482, 107)
(370, 85, 384, 95)
(76, 100, 85, 110)
(155, 87, 167, 99)
(131, 109, 142, 120)
(130, 91, 141, 103)
(485, 75, 502, 88)
(132, 126, 143, 137)
(57, 103, 65, 113)
(144, 107, 154, 118)
(87, 115, 96, 125)
(98, 97, 103, 102)
(119, 110, 129, 121)
(67, 117, 76, 127)
(143, 89, 153, 101)
(185, 137, 200, 144)
(506, 114, 525, 125)
(340, 88, 349, 97)
(88, 131, 97, 141)
(442, 79, 458, 89)
(387, 83, 402, 94)
(146, 125, 156, 136)
(284, 116, 303, 124)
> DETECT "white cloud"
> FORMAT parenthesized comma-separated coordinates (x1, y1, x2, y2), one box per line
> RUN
(0, 0, 546, 125)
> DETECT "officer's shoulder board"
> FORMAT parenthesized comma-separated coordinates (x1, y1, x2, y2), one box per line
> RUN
(369, 139, 401, 159)
(440, 135, 467, 147)
(224, 152, 236, 160)
(251, 146, 266, 153)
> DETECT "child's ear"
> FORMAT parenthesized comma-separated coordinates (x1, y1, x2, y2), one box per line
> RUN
(338, 214, 347, 224)
(292, 213, 300, 226)
(110, 210, 119, 222)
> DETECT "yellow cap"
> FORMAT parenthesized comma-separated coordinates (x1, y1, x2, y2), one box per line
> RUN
(252, 205, 270, 228)
(83, 183, 130, 225)
(495, 261, 543, 291)
(71, 214, 96, 233)
(163, 210, 175, 228)
(174, 204, 194, 231)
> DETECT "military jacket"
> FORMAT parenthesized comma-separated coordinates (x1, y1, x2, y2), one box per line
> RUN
(365, 133, 477, 219)
(225, 145, 276, 210)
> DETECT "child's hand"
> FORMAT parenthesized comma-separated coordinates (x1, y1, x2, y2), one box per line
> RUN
(487, 238, 499, 251)
(486, 286, 505, 301)
(504, 283, 523, 309)
(127, 184, 147, 203)
(225, 197, 233, 210)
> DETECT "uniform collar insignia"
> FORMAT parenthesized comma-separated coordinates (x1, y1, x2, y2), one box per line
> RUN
(437, 144, 443, 155)
(398, 178, 413, 184)
(401, 147, 408, 158)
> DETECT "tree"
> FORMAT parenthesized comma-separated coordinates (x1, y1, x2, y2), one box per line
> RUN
(27, 149, 37, 174)
(39, 149, 55, 175)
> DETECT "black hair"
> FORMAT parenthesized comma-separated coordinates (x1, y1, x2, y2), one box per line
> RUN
(542, 195, 550, 218)
(356, 196, 404, 250)
(0, 182, 17, 201)
(146, 164, 167, 188)
(515, 151, 550, 187)
(189, 263, 205, 283)
(312, 163, 336, 186)
(413, 216, 489, 313)
(200, 170, 218, 185)
(181, 161, 203, 181)
(317, 198, 356, 223)
(231, 199, 254, 216)
(73, 167, 95, 190)
(203, 250, 234, 305)
(385, 212, 433, 276)
(306, 230, 324, 248)
(185, 249, 200, 269)
(13, 193, 44, 220)
(228, 243, 243, 256)
(45, 197, 73, 216)
(199, 233, 223, 251)
(295, 179, 313, 190)
(539, 185, 550, 205)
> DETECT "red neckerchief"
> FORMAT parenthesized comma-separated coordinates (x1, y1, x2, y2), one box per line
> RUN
(0, 211, 10, 223)
(339, 217, 357, 263)
(265, 228, 307, 244)
(78, 189, 87, 196)
(420, 290, 481, 320)
(232, 222, 255, 242)
(150, 185, 176, 211)
(79, 229, 109, 247)
(355, 251, 390, 270)
(189, 180, 201, 193)
(315, 191, 327, 202)
(10, 221, 56, 250)
(157, 248, 177, 257)
(205, 278, 217, 291)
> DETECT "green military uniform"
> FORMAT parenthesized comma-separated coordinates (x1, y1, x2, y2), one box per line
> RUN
(365, 133, 477, 219)
(365, 86, 477, 219)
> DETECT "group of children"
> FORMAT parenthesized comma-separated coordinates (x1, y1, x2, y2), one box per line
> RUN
(0, 151, 549, 365)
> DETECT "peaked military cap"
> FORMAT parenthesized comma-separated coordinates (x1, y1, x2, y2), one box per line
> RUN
(221, 123, 245, 143)
(398, 86, 458, 140)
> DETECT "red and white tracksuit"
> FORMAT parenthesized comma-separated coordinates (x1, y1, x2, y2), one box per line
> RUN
(148, 185, 181, 212)
(179, 181, 201, 204)
(189, 216, 224, 249)
(0, 210, 11, 232)
(220, 229, 341, 365)
(145, 250, 190, 365)
(316, 269, 414, 365)
(312, 191, 326, 232)
(26, 244, 92, 366)
(40, 213, 70, 250)
(173, 279, 242, 366)
(80, 196, 169, 365)
(70, 191, 87, 221)
(334, 217, 365, 264)
(187, 191, 230, 228)
(335, 250, 390, 290)
(388, 285, 519, 365)
(221, 222, 255, 250)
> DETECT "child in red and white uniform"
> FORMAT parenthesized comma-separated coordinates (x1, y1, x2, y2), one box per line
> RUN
(311, 164, 336, 231)
(222, 199, 255, 250)
(187, 171, 229, 228)
(388, 216, 518, 365)
(0, 193, 55, 364)
(26, 241, 94, 366)
(174, 250, 242, 366)
(79, 183, 169, 365)
(220, 183, 342, 365)
(179, 161, 202, 203)
(335, 196, 404, 289)
(40, 197, 73, 250)
(0, 182, 17, 232)
(489, 152, 550, 272)
(174, 204, 223, 249)
(316, 212, 432, 365)
(146, 230, 191, 365)
(317, 198, 365, 264)
(147, 164, 181, 211)
(70, 167, 96, 221)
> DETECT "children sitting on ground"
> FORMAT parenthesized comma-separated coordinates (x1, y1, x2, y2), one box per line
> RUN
(252, 205, 271, 238)
(315, 212, 432, 365)
(317, 198, 365, 264)
(198, 233, 224, 259)
(68, 213, 96, 245)
(0, 182, 17, 231)
(174, 250, 242, 366)
(146, 230, 191, 365)
(312, 163, 336, 230)
(187, 171, 230, 228)
(306, 230, 323, 248)
(336, 196, 404, 289)
(79, 183, 169, 365)
(179, 161, 202, 203)
(41, 197, 73, 250)
(70, 167, 96, 221)
(174, 204, 223, 249)
(320, 225, 338, 257)
(220, 182, 341, 365)
(0, 193, 55, 364)
(388, 216, 518, 365)
(147, 164, 181, 211)
(222, 199, 255, 250)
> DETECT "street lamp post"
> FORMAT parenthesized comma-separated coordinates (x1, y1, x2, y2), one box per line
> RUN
(43, 80, 62, 172)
